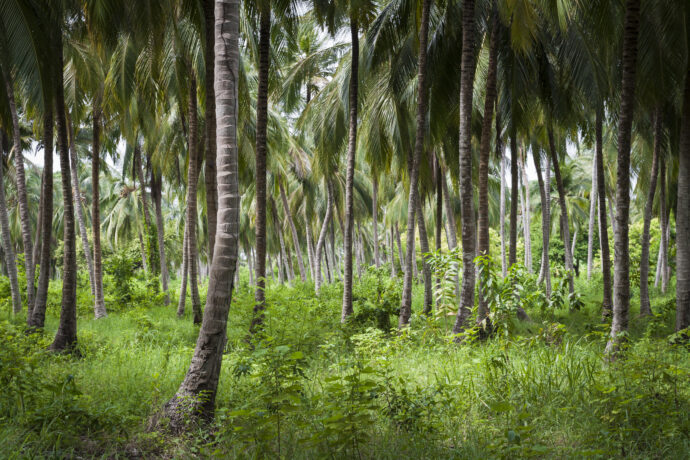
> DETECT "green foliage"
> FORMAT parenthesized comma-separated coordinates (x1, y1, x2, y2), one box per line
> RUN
(351, 266, 401, 331)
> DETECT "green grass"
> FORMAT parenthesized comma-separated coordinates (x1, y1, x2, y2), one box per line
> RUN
(0, 268, 689, 459)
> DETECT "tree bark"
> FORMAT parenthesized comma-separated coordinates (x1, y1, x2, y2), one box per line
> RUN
(395, 223, 405, 275)
(607, 0, 640, 354)
(0, 131, 22, 315)
(520, 147, 532, 273)
(32, 171, 44, 279)
(185, 75, 202, 325)
(390, 225, 397, 277)
(499, 124, 507, 277)
(314, 181, 333, 294)
(91, 105, 106, 318)
(587, 153, 597, 280)
(676, 66, 690, 332)
(372, 175, 380, 268)
(279, 181, 306, 281)
(305, 208, 316, 279)
(639, 109, 661, 316)
(596, 107, 613, 319)
(533, 147, 552, 298)
(165, 0, 240, 425)
(399, 0, 431, 327)
(177, 223, 189, 316)
(658, 158, 669, 292)
(509, 130, 518, 268)
(452, 0, 478, 336)
(134, 143, 152, 272)
(204, 0, 218, 262)
(435, 156, 443, 296)
(152, 171, 170, 304)
(416, 194, 433, 315)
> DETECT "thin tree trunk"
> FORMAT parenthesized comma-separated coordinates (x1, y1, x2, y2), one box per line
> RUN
(185, 75, 202, 325)
(659, 165, 669, 291)
(30, 112, 54, 325)
(675, 66, 690, 332)
(639, 109, 661, 316)
(0, 131, 22, 314)
(440, 168, 460, 302)
(533, 147, 552, 298)
(390, 226, 397, 277)
(32, 171, 44, 275)
(67, 115, 96, 296)
(315, 181, 333, 294)
(306, 209, 316, 279)
(355, 221, 362, 279)
(2, 55, 34, 309)
(279, 181, 306, 281)
(272, 197, 291, 284)
(520, 148, 532, 273)
(596, 107, 613, 319)
(395, 223, 405, 275)
(330, 217, 338, 280)
(417, 194, 433, 315)
(435, 157, 443, 298)
(165, 0, 240, 425)
(587, 154, 597, 280)
(399, 0, 431, 327)
(452, 0, 478, 336)
(178, 215, 189, 317)
(138, 228, 148, 273)
(204, 0, 218, 263)
(134, 143, 153, 273)
(509, 130, 518, 268)
(248, 247, 254, 285)
(607, 0, 640, 354)
(152, 171, 170, 304)
(91, 104, 106, 318)
(499, 128, 507, 277)
(50, 38, 78, 352)
(372, 175, 380, 268)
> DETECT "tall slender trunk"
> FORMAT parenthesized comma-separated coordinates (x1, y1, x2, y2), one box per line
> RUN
(177, 224, 189, 316)
(607, 0, 640, 354)
(399, 0, 431, 327)
(272, 197, 291, 284)
(279, 181, 306, 281)
(452, 0, 478, 336)
(395, 223, 405, 275)
(499, 127, 507, 277)
(355, 221, 362, 279)
(330, 217, 338, 280)
(416, 195, 433, 315)
(520, 148, 532, 273)
(435, 157, 443, 297)
(476, 6, 499, 326)
(30, 113, 54, 325)
(341, 17, 359, 322)
(91, 104, 106, 318)
(533, 147, 551, 298)
(440, 168, 460, 302)
(639, 109, 661, 316)
(0, 131, 22, 314)
(250, 8, 271, 332)
(67, 115, 96, 296)
(305, 208, 316, 278)
(248, 247, 255, 285)
(390, 226, 397, 277)
(165, 0, 240, 425)
(596, 108, 613, 318)
(547, 125, 574, 294)
(204, 0, 218, 262)
(1, 56, 34, 309)
(152, 171, 170, 304)
(675, 66, 690, 332)
(658, 158, 669, 292)
(314, 181, 333, 294)
(372, 175, 380, 268)
(32, 171, 44, 275)
(134, 143, 152, 272)
(587, 153, 597, 280)
(50, 38, 78, 352)
(185, 75, 202, 325)
(509, 130, 518, 267)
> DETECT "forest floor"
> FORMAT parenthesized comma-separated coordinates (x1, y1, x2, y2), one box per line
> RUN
(1, 269, 689, 459)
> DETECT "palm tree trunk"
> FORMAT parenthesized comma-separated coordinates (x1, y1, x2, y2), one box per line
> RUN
(272, 197, 291, 284)
(417, 194, 433, 316)
(2, 57, 34, 310)
(399, 0, 431, 327)
(390, 225, 397, 277)
(436, 157, 443, 296)
(659, 162, 669, 292)
(152, 171, 170, 304)
(177, 223, 189, 316)
(547, 125, 574, 294)
(30, 112, 53, 326)
(533, 147, 552, 298)
(509, 130, 518, 267)
(675, 66, 690, 332)
(50, 39, 78, 352)
(305, 209, 316, 278)
(587, 154, 597, 280)
(248, 247, 255, 285)
(67, 115, 96, 296)
(520, 148, 532, 273)
(91, 104, 106, 318)
(134, 143, 152, 269)
(32, 171, 44, 275)
(279, 181, 306, 281)
(250, 8, 271, 333)
(452, 0, 478, 336)
(0, 131, 22, 315)
(355, 221, 362, 279)
(595, 107, 613, 319)
(440, 167, 460, 302)
(372, 175, 380, 268)
(639, 109, 661, 316)
(165, 0, 240, 425)
(314, 180, 333, 294)
(395, 223, 405, 275)
(203, 0, 218, 263)
(607, 0, 641, 355)
(499, 130, 507, 277)
(186, 75, 202, 325)
(330, 217, 338, 280)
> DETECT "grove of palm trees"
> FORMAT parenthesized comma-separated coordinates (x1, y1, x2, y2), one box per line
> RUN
(1, 0, 690, 457)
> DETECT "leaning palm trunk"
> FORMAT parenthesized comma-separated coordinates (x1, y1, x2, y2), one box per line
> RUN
(607, 0, 641, 355)
(587, 155, 597, 280)
(533, 147, 552, 298)
(452, 0, 478, 336)
(152, 172, 169, 304)
(341, 16, 360, 322)
(165, 0, 240, 426)
(203, 0, 218, 262)
(314, 181, 334, 294)
(639, 110, 661, 316)
(675, 66, 690, 332)
(0, 132, 22, 314)
(279, 181, 306, 281)
(30, 113, 54, 326)
(520, 150, 532, 273)
(595, 107, 613, 319)
(91, 104, 106, 318)
(50, 39, 78, 352)
(1, 57, 34, 310)
(399, 0, 431, 327)
(67, 115, 96, 296)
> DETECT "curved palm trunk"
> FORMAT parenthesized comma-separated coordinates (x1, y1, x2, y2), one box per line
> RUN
(509, 130, 518, 267)
(314, 180, 333, 294)
(533, 147, 551, 298)
(279, 181, 306, 281)
(50, 40, 78, 352)
(341, 17, 359, 322)
(165, 0, 240, 425)
(0, 131, 22, 314)
(452, 0, 478, 336)
(399, 0, 431, 327)
(185, 75, 202, 325)
(547, 126, 574, 294)
(2, 59, 34, 310)
(152, 172, 169, 304)
(607, 0, 640, 354)
(595, 108, 613, 319)
(586, 154, 597, 280)
(676, 66, 690, 332)
(639, 110, 661, 316)
(204, 0, 218, 262)
(251, 9, 271, 332)
(91, 105, 106, 318)
(67, 115, 96, 296)
(372, 175, 380, 268)
(30, 113, 53, 326)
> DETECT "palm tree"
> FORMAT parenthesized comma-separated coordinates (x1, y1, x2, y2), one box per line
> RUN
(595, 109, 612, 318)
(91, 101, 106, 318)
(165, 0, 240, 427)
(0, 131, 22, 314)
(204, 0, 218, 263)
(676, 67, 690, 332)
(607, 0, 641, 355)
